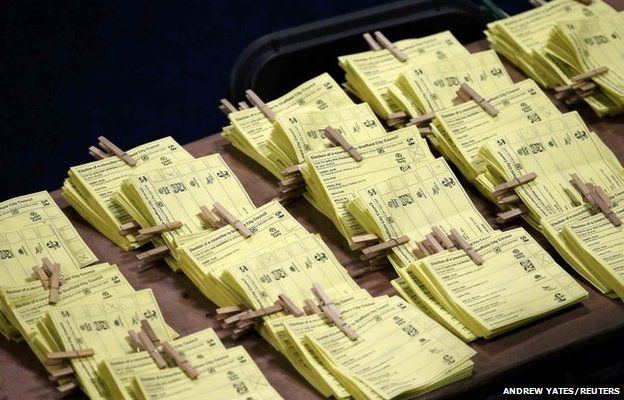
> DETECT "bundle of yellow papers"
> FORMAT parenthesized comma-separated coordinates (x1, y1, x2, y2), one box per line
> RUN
(301, 126, 435, 241)
(430, 79, 561, 185)
(479, 111, 624, 228)
(268, 103, 387, 168)
(545, 11, 624, 116)
(222, 73, 353, 178)
(303, 296, 475, 400)
(100, 327, 226, 400)
(338, 31, 469, 118)
(410, 228, 588, 338)
(114, 154, 255, 270)
(44, 289, 176, 400)
(133, 346, 283, 400)
(0, 191, 98, 339)
(397, 50, 513, 115)
(62, 137, 193, 250)
(175, 201, 310, 306)
(485, 0, 615, 88)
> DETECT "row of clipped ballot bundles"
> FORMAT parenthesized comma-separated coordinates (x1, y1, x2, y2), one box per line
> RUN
(486, 0, 624, 116)
(113, 162, 479, 400)
(0, 192, 282, 399)
(54, 132, 482, 397)
(420, 77, 624, 301)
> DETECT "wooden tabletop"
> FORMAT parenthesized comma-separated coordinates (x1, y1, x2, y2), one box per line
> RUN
(2, 5, 624, 399)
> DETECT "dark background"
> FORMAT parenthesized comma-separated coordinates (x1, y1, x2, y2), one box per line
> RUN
(0, 0, 530, 199)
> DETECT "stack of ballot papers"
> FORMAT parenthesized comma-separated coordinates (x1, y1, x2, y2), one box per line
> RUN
(113, 154, 256, 270)
(0, 191, 98, 340)
(485, 0, 616, 88)
(62, 137, 194, 250)
(545, 11, 624, 116)
(396, 50, 513, 115)
(265, 295, 476, 400)
(408, 228, 588, 338)
(339, 31, 469, 118)
(267, 102, 387, 170)
(300, 125, 435, 241)
(430, 79, 561, 186)
(222, 73, 354, 178)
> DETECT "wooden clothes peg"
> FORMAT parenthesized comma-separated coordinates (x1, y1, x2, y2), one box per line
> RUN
(119, 221, 141, 235)
(161, 341, 199, 380)
(456, 83, 498, 117)
(324, 126, 363, 162)
(46, 349, 95, 361)
(431, 226, 456, 250)
(278, 294, 304, 317)
(245, 89, 276, 122)
(448, 229, 483, 265)
(199, 205, 225, 229)
(140, 319, 161, 345)
(219, 98, 237, 116)
(92, 136, 137, 167)
(311, 283, 358, 341)
(212, 202, 252, 238)
(136, 245, 170, 261)
(373, 31, 407, 62)
(571, 66, 608, 82)
(48, 262, 61, 305)
(529, 0, 546, 7)
(492, 172, 537, 197)
(127, 329, 144, 352)
(361, 235, 409, 256)
(362, 32, 382, 51)
(495, 208, 525, 224)
(138, 331, 167, 369)
(303, 299, 322, 315)
(407, 112, 436, 127)
(137, 221, 183, 236)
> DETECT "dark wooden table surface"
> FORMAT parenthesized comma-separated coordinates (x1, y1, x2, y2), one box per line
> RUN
(2, 3, 624, 398)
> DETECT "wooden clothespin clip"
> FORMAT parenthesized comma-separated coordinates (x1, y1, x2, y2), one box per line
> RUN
(277, 294, 304, 317)
(212, 202, 252, 238)
(448, 229, 483, 265)
(572, 176, 622, 226)
(456, 83, 498, 117)
(32, 266, 49, 290)
(303, 299, 322, 315)
(413, 240, 432, 258)
(49, 366, 74, 381)
(363, 32, 382, 51)
(361, 236, 409, 256)
(349, 233, 380, 251)
(238, 101, 250, 110)
(198, 205, 226, 229)
(48, 262, 61, 305)
(89, 136, 137, 166)
(57, 381, 79, 395)
(311, 283, 357, 341)
(215, 305, 247, 321)
(127, 329, 144, 352)
(374, 31, 407, 62)
(140, 319, 161, 345)
(407, 112, 436, 127)
(592, 185, 621, 226)
(46, 349, 95, 362)
(496, 193, 521, 205)
(492, 172, 537, 197)
(324, 126, 363, 162)
(119, 221, 141, 235)
(495, 207, 525, 224)
(431, 226, 456, 251)
(245, 89, 276, 122)
(572, 66, 608, 82)
(138, 330, 167, 369)
(136, 245, 170, 261)
(282, 165, 301, 177)
(424, 233, 445, 253)
(219, 98, 238, 116)
(386, 111, 409, 127)
(529, 0, 546, 7)
(137, 221, 183, 238)
(161, 341, 199, 379)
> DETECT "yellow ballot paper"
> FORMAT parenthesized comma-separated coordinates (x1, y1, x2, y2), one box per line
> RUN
(480, 111, 624, 226)
(431, 79, 561, 183)
(339, 31, 469, 117)
(412, 228, 588, 338)
(562, 205, 624, 301)
(221, 234, 360, 317)
(134, 345, 283, 400)
(223, 73, 353, 178)
(175, 201, 309, 306)
(301, 126, 435, 240)
(347, 157, 492, 271)
(0, 191, 97, 287)
(269, 103, 387, 167)
(100, 328, 225, 400)
(63, 137, 193, 250)
(486, 0, 615, 88)
(115, 154, 255, 270)
(397, 50, 513, 114)
(264, 291, 373, 399)
(45, 289, 175, 400)
(304, 296, 475, 400)
(546, 11, 624, 116)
